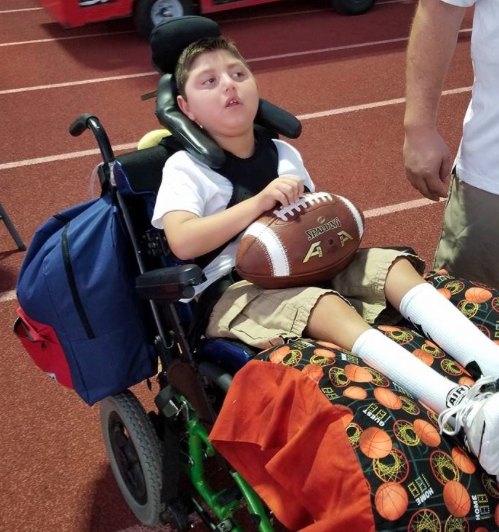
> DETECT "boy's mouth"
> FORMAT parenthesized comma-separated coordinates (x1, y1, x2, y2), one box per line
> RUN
(225, 98, 241, 107)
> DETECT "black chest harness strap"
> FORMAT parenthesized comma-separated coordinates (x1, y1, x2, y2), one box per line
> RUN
(183, 126, 279, 345)
(194, 125, 279, 269)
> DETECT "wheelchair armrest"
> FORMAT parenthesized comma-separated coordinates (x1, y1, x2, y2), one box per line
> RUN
(136, 264, 205, 301)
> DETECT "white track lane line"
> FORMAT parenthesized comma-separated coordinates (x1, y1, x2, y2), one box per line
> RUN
(0, 85, 472, 172)
(0, 72, 156, 95)
(0, 30, 136, 47)
(0, 28, 471, 95)
(298, 86, 472, 121)
(0, 7, 43, 13)
(0, 143, 136, 170)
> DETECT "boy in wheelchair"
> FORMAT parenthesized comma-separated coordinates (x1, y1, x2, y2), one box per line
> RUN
(150, 26, 499, 490)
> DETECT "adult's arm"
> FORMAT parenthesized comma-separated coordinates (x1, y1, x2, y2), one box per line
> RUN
(403, 0, 466, 200)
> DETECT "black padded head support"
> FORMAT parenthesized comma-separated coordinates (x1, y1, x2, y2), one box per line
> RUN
(150, 16, 221, 75)
(150, 16, 302, 169)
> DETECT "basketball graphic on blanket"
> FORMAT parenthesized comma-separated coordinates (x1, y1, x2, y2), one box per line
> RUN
(443, 480, 471, 517)
(236, 192, 364, 289)
(375, 482, 409, 521)
(465, 286, 493, 304)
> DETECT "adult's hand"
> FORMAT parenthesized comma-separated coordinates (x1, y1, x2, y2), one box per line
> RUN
(403, 128, 451, 201)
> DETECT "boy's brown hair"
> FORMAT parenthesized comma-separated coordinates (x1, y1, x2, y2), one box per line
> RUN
(175, 36, 250, 98)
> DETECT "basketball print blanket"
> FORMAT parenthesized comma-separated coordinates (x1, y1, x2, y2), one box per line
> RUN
(210, 270, 499, 532)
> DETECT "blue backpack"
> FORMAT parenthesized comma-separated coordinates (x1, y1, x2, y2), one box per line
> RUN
(14, 193, 157, 405)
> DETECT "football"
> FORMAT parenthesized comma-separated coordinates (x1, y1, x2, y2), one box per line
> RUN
(236, 191, 365, 289)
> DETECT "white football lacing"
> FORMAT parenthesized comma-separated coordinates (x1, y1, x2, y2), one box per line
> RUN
(273, 192, 333, 221)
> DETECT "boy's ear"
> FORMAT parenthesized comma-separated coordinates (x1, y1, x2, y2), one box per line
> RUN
(177, 95, 195, 121)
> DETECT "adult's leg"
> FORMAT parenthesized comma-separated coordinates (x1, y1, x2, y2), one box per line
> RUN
(434, 174, 499, 289)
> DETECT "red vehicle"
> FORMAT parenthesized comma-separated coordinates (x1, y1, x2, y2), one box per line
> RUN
(37, 0, 376, 38)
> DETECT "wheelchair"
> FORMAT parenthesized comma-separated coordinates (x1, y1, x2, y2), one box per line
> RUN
(95, 151, 285, 531)
(85, 122, 296, 532)
(65, 16, 499, 532)
(77, 115, 295, 528)
(65, 18, 305, 531)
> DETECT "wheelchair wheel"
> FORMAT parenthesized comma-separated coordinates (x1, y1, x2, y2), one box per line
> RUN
(331, 0, 376, 15)
(100, 390, 163, 525)
(134, 0, 196, 38)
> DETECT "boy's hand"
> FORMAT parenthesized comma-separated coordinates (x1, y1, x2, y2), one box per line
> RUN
(256, 175, 304, 212)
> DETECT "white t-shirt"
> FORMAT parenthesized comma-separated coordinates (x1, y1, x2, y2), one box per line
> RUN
(152, 139, 315, 297)
(442, 0, 499, 193)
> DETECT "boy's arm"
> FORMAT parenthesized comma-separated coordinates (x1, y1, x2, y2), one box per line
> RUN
(163, 175, 304, 260)
(403, 0, 466, 201)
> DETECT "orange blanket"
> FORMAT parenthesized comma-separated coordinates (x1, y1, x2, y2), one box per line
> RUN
(209, 359, 375, 532)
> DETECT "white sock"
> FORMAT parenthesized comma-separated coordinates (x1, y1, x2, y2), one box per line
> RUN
(399, 282, 499, 379)
(352, 328, 466, 413)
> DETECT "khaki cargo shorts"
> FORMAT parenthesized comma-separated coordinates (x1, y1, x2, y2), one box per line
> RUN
(433, 173, 499, 289)
(205, 248, 425, 349)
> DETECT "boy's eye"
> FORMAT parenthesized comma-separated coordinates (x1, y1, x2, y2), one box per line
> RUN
(202, 77, 216, 85)
(232, 71, 245, 79)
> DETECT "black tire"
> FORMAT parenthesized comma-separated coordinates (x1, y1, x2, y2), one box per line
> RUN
(331, 0, 376, 15)
(100, 391, 163, 525)
(133, 0, 196, 39)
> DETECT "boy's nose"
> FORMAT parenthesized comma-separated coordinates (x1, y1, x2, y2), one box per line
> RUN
(222, 73, 235, 91)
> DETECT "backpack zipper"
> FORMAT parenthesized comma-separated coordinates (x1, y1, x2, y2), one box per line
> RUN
(61, 224, 95, 339)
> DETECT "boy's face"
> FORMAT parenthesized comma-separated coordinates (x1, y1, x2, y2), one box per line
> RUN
(177, 49, 259, 142)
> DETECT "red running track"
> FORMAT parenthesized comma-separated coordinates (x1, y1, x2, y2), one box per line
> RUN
(0, 1, 474, 531)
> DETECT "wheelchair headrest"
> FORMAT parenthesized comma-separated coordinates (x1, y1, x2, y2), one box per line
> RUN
(150, 16, 221, 75)
(149, 16, 302, 169)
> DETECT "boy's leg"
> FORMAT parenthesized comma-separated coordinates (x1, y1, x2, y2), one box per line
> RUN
(303, 291, 371, 349)
(330, 248, 499, 478)
(208, 270, 499, 476)
(386, 258, 499, 379)
(308, 291, 499, 479)
(306, 295, 462, 414)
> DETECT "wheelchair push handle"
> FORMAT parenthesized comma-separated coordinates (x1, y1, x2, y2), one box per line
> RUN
(69, 113, 115, 164)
